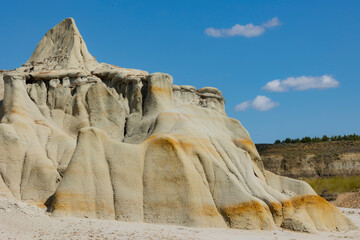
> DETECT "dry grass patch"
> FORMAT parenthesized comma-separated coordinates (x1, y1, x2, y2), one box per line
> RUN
(303, 176, 360, 194)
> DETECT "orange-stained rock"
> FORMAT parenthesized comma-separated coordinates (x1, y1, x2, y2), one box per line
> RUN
(221, 201, 275, 230)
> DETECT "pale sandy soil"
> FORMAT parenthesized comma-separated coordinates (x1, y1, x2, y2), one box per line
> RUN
(0, 197, 359, 240)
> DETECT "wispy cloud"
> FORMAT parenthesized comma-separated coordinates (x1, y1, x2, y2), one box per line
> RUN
(235, 95, 279, 111)
(205, 17, 281, 38)
(262, 75, 340, 92)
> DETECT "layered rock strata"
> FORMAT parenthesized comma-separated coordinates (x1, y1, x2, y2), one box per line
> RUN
(0, 18, 356, 232)
(257, 142, 360, 178)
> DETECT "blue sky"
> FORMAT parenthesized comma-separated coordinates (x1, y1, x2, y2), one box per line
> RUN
(1, 0, 359, 143)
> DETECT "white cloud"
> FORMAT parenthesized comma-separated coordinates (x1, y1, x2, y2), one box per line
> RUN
(262, 17, 281, 28)
(234, 101, 251, 111)
(252, 95, 279, 111)
(205, 17, 281, 38)
(262, 75, 340, 92)
(235, 95, 279, 111)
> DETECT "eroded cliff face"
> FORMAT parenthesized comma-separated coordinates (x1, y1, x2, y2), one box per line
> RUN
(0, 18, 356, 232)
(257, 142, 360, 178)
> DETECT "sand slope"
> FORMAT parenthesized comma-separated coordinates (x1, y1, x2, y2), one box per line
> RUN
(0, 197, 359, 240)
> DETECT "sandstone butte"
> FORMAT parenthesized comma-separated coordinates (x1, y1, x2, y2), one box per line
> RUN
(0, 18, 356, 233)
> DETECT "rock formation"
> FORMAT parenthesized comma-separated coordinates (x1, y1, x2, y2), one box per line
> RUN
(0, 18, 356, 232)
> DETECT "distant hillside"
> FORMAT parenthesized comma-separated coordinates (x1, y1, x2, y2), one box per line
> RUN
(256, 141, 360, 178)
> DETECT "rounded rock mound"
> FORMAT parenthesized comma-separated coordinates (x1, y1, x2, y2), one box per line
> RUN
(0, 18, 356, 233)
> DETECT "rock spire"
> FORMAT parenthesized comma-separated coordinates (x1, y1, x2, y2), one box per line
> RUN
(25, 18, 98, 71)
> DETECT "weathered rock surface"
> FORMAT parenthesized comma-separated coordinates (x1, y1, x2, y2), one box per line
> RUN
(257, 142, 360, 178)
(25, 17, 97, 71)
(0, 18, 356, 232)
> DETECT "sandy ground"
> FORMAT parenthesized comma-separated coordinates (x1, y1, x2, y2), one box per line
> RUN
(0, 197, 359, 240)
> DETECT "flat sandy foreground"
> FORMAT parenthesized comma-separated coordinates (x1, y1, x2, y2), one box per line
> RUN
(1, 197, 359, 240)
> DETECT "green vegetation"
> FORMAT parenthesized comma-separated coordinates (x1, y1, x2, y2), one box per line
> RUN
(274, 133, 360, 144)
(303, 176, 360, 194)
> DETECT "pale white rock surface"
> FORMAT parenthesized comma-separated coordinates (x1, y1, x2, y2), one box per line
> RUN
(25, 17, 98, 71)
(0, 18, 357, 234)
